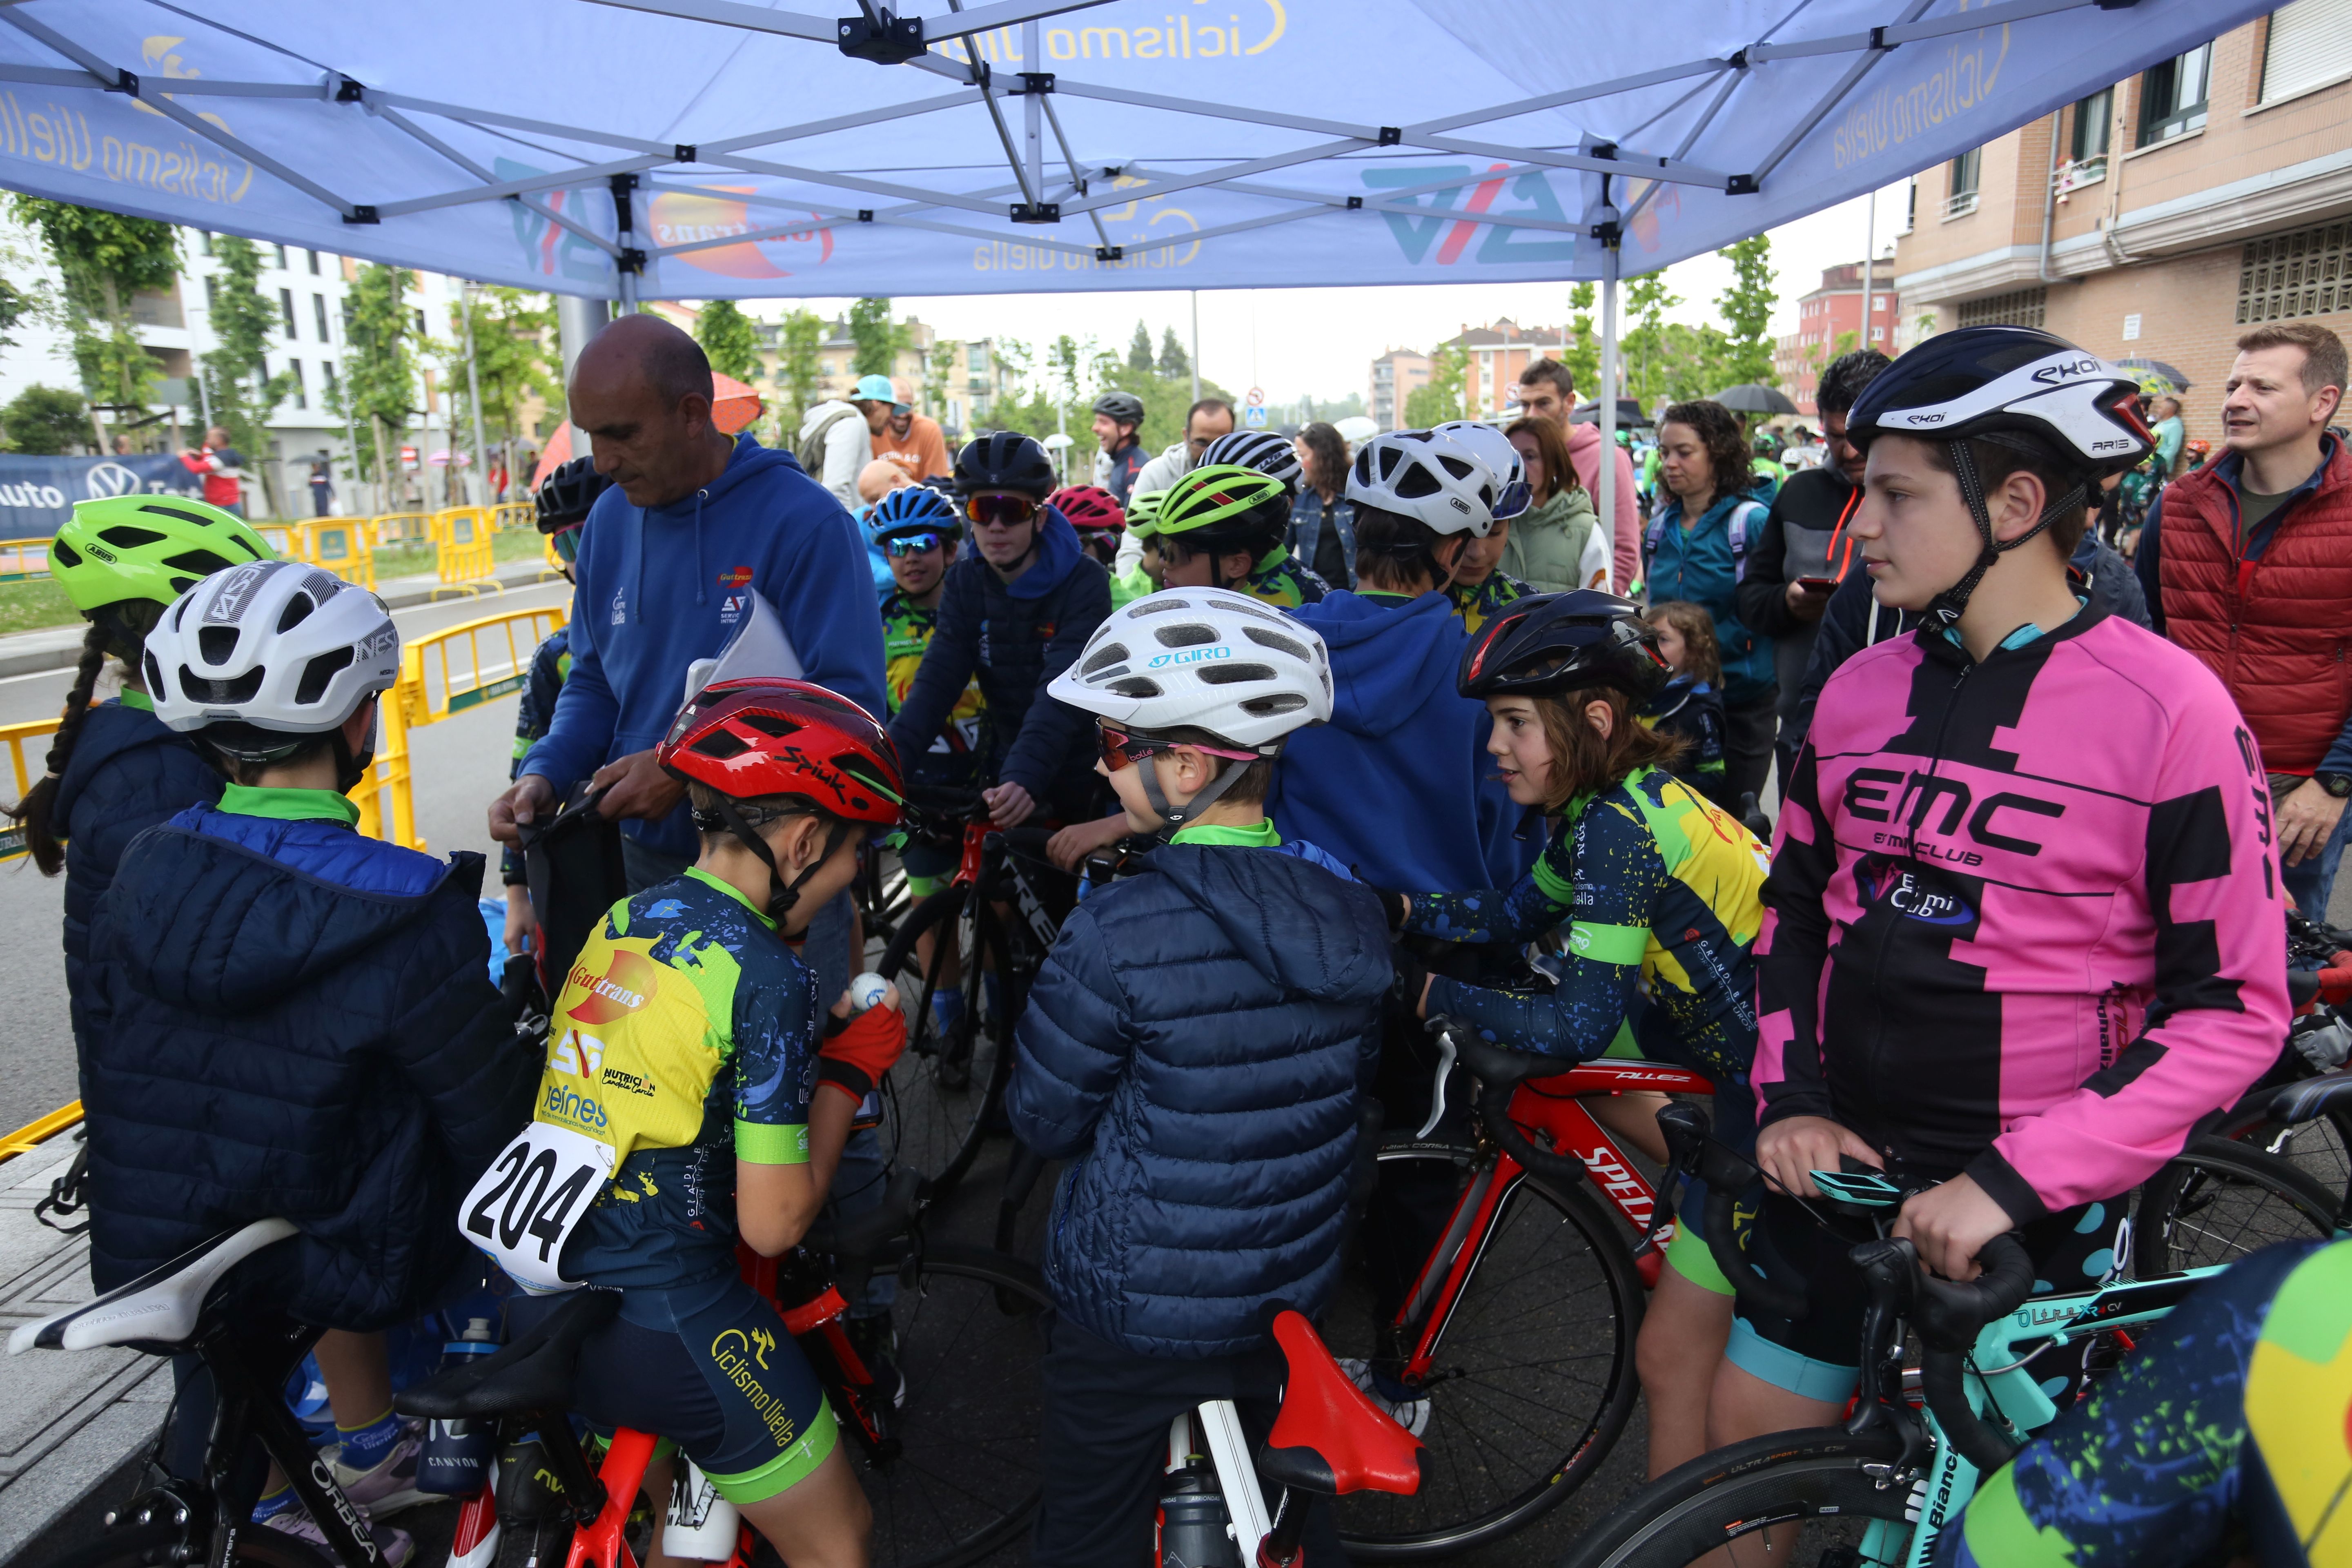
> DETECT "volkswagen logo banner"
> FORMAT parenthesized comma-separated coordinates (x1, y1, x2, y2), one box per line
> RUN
(0, 455, 202, 535)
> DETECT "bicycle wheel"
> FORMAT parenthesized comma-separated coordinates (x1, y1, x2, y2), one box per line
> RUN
(2237, 1100, 2352, 1218)
(1321, 1139, 1644, 1559)
(1555, 1426, 1911, 1568)
(36, 1519, 334, 1568)
(873, 889, 1012, 1195)
(861, 1243, 1051, 1568)
(2132, 1134, 2341, 1276)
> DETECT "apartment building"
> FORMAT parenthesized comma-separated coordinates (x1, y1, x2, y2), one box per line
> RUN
(1436, 318, 1569, 419)
(1370, 348, 1430, 430)
(1891, 0, 2352, 442)
(1772, 261, 1903, 416)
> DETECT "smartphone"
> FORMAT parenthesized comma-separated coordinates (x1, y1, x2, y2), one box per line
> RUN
(1794, 576, 1838, 592)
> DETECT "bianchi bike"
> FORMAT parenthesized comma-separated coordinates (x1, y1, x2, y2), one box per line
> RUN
(1554, 1068, 2352, 1568)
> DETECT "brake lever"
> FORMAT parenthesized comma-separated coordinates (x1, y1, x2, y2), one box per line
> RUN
(1414, 1022, 1458, 1139)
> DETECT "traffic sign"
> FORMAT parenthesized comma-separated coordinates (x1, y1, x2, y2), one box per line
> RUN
(1244, 387, 1265, 407)
(1244, 404, 1268, 427)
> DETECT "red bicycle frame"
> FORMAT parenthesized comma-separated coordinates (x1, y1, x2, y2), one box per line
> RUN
(1392, 1057, 1713, 1384)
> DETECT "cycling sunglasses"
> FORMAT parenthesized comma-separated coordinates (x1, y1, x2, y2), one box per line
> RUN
(550, 523, 582, 563)
(882, 531, 945, 557)
(1096, 721, 1260, 773)
(965, 493, 1039, 528)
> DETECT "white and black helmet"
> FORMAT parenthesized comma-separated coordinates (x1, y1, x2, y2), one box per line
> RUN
(1847, 326, 2155, 628)
(147, 560, 400, 765)
(1345, 429, 1500, 537)
(1199, 429, 1304, 494)
(1430, 420, 1532, 519)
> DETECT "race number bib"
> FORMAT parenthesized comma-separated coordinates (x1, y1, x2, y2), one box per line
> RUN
(460, 1123, 614, 1295)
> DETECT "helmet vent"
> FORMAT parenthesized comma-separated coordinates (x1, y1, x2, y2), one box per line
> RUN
(1154, 623, 1218, 648)
(172, 595, 194, 631)
(1241, 693, 1308, 716)
(142, 504, 227, 530)
(167, 549, 234, 577)
(51, 539, 80, 568)
(836, 754, 901, 805)
(737, 712, 803, 739)
(198, 626, 239, 666)
(294, 644, 353, 705)
(277, 593, 317, 634)
(1198, 662, 1274, 686)
(180, 664, 264, 704)
(1080, 642, 1130, 676)
(1394, 463, 1440, 498)
(1108, 677, 1162, 698)
(1243, 627, 1311, 661)
(693, 728, 752, 760)
(1125, 598, 1191, 616)
(143, 650, 164, 695)
(99, 525, 167, 549)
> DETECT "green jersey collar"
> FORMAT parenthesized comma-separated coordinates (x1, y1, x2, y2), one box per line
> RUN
(216, 784, 362, 827)
(685, 864, 779, 931)
(1169, 817, 1282, 850)
(117, 688, 154, 713)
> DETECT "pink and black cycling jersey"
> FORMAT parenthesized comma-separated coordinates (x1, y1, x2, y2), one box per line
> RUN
(1755, 599, 2290, 1224)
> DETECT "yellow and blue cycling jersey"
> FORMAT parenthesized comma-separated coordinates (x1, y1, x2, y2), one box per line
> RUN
(1447, 570, 1533, 636)
(1241, 543, 1327, 608)
(535, 866, 820, 1292)
(1944, 1236, 2352, 1568)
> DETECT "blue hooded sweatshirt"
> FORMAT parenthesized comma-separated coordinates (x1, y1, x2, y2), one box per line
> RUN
(523, 435, 888, 861)
(1269, 590, 1537, 892)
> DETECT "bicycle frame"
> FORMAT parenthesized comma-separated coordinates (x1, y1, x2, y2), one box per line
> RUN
(1394, 1058, 1712, 1383)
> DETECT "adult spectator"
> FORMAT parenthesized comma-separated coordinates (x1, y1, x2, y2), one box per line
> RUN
(1091, 390, 1148, 504)
(2138, 322, 2352, 919)
(872, 375, 951, 480)
(178, 425, 245, 516)
(307, 457, 334, 517)
(797, 372, 898, 510)
(1115, 398, 1235, 578)
(1501, 416, 1606, 592)
(1643, 399, 1775, 806)
(2150, 394, 2186, 474)
(1516, 358, 1642, 592)
(490, 312, 886, 935)
(1736, 349, 1888, 783)
(1288, 420, 1355, 588)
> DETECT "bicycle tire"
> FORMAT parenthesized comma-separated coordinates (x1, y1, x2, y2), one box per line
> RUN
(33, 1519, 336, 1568)
(2132, 1134, 2342, 1277)
(1321, 1138, 1644, 1560)
(873, 888, 1009, 1196)
(2234, 1099, 2352, 1220)
(860, 1243, 1052, 1568)
(1555, 1425, 1911, 1568)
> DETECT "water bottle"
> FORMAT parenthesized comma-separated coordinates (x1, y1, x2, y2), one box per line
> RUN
(1156, 1461, 1240, 1568)
(418, 1317, 501, 1495)
(663, 1461, 742, 1561)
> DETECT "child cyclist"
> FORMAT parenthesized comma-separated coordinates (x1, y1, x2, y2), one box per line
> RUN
(1724, 327, 2287, 1452)
(1012, 587, 1392, 1565)
(1154, 461, 1328, 606)
(500, 678, 911, 1568)
(1640, 600, 1733, 811)
(1392, 589, 1769, 1485)
(1047, 483, 1129, 582)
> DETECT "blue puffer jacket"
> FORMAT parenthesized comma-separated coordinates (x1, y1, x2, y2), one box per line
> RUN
(83, 803, 536, 1330)
(1007, 840, 1392, 1358)
(48, 698, 221, 1049)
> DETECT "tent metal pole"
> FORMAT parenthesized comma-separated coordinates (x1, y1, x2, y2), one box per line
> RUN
(461, 285, 490, 506)
(1022, 23, 1044, 201)
(558, 296, 610, 463)
(1190, 292, 1201, 406)
(1599, 247, 1621, 586)
(1862, 189, 1876, 352)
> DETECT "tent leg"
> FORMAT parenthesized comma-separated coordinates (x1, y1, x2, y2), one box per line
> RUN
(557, 294, 610, 468)
(1599, 250, 1621, 592)
(1190, 290, 1201, 406)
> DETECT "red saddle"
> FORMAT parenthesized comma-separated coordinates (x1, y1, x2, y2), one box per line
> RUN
(1257, 1310, 1424, 1498)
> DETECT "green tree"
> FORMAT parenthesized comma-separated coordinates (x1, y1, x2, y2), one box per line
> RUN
(1127, 319, 1154, 373)
(847, 297, 905, 378)
(1404, 339, 1469, 428)
(1047, 334, 1085, 405)
(1564, 283, 1600, 401)
(694, 298, 762, 384)
(451, 287, 560, 449)
(330, 262, 418, 487)
(1713, 235, 1779, 388)
(1620, 272, 1683, 409)
(776, 309, 824, 422)
(12, 198, 179, 432)
(1156, 325, 1189, 379)
(200, 234, 295, 465)
(1831, 328, 1860, 358)
(2, 384, 88, 454)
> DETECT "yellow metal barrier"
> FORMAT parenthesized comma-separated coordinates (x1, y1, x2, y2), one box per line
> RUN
(1, 716, 60, 862)
(352, 673, 420, 850)
(492, 503, 535, 533)
(0, 1100, 80, 1165)
(0, 537, 51, 582)
(430, 506, 496, 592)
(401, 604, 569, 727)
(372, 511, 431, 545)
(296, 517, 376, 589)
(254, 522, 296, 558)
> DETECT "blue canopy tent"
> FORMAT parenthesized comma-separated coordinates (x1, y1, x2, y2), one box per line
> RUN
(0, 0, 2263, 521)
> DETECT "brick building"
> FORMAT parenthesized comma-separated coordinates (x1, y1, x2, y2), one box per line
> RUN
(1772, 261, 1902, 416)
(1370, 348, 1430, 430)
(1891, 2, 2352, 447)
(1437, 317, 1569, 419)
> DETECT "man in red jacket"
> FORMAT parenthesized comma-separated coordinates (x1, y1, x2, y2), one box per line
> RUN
(177, 425, 246, 515)
(2137, 321, 2352, 918)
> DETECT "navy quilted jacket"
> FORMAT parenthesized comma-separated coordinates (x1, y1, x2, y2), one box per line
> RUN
(83, 804, 535, 1330)
(1007, 840, 1391, 1358)
(49, 699, 223, 1051)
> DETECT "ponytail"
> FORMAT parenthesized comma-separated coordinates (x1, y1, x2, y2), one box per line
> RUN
(4, 600, 168, 877)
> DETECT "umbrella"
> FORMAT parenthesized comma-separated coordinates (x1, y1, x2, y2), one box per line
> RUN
(1571, 398, 1651, 429)
(1713, 384, 1800, 416)
(710, 372, 765, 436)
(2117, 357, 2192, 395)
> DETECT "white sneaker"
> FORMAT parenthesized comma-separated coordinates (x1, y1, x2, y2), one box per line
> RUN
(1336, 1356, 1432, 1439)
(263, 1506, 415, 1567)
(330, 1424, 432, 1517)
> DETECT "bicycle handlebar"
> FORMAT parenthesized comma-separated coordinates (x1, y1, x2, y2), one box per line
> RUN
(1909, 1232, 2034, 1474)
(1651, 1102, 1812, 1320)
(1441, 1023, 1595, 1195)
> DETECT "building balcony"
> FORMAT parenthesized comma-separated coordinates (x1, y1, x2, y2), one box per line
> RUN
(1942, 191, 1980, 221)
(2054, 156, 2107, 198)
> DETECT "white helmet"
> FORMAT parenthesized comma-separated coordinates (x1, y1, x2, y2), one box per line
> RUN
(1199, 429, 1304, 494)
(147, 560, 400, 764)
(1346, 429, 1500, 537)
(1430, 421, 1532, 519)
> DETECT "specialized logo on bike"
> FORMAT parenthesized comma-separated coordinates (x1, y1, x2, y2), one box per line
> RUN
(567, 949, 659, 1024)
(461, 1121, 615, 1294)
(710, 1327, 802, 1449)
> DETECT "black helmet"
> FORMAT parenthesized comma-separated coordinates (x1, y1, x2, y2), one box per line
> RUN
(953, 431, 1057, 499)
(1091, 390, 1145, 426)
(1459, 590, 1669, 703)
(1847, 326, 2154, 628)
(535, 456, 610, 533)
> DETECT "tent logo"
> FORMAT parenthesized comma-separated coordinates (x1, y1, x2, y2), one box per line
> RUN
(649, 187, 833, 279)
(1365, 165, 1578, 268)
(499, 158, 618, 285)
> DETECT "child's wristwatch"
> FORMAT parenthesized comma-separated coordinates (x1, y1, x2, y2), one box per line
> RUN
(2317, 771, 2352, 800)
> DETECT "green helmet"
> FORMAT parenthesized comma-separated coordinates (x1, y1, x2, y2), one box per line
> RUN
(51, 495, 276, 613)
(1156, 463, 1288, 545)
(1125, 488, 1168, 540)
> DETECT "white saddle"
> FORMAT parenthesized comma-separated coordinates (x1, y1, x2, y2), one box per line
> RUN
(8, 1218, 297, 1354)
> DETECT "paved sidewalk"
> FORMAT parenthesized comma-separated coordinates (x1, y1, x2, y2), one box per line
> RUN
(0, 1128, 169, 1568)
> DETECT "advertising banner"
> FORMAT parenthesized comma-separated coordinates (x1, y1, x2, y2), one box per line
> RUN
(0, 454, 203, 539)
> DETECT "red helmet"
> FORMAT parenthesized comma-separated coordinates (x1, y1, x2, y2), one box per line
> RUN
(1049, 485, 1126, 534)
(657, 678, 904, 828)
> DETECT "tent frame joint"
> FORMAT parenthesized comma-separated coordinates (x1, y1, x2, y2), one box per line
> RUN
(1725, 173, 1759, 195)
(675, 143, 698, 162)
(618, 247, 648, 274)
(837, 8, 929, 65)
(858, 209, 875, 222)
(332, 75, 365, 103)
(1376, 126, 1401, 145)
(1095, 243, 1123, 260)
(112, 68, 138, 97)
(1011, 200, 1060, 223)
(1017, 71, 1055, 94)
(1345, 195, 1362, 209)
(343, 205, 380, 225)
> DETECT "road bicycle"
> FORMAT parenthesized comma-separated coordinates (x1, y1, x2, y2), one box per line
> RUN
(1553, 1066, 2352, 1568)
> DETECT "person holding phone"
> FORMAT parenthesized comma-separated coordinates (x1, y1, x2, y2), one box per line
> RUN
(1735, 351, 1890, 789)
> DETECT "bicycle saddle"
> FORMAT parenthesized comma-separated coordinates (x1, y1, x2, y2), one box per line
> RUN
(396, 1289, 619, 1421)
(2248, 1068, 2352, 1129)
(1256, 1310, 1423, 1498)
(9, 1217, 297, 1355)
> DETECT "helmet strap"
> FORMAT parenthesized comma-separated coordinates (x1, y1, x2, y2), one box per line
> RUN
(1924, 441, 2086, 633)
(331, 708, 380, 796)
(1135, 750, 1261, 841)
(705, 797, 853, 924)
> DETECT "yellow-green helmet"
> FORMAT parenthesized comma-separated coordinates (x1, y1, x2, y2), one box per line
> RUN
(1125, 488, 1167, 540)
(50, 495, 276, 613)
(1157, 463, 1290, 546)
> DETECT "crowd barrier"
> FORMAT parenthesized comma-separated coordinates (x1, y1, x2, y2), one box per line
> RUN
(492, 502, 535, 533)
(0, 537, 48, 584)
(429, 506, 497, 594)
(0, 1101, 80, 1164)
(0, 715, 57, 861)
